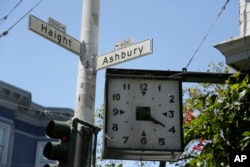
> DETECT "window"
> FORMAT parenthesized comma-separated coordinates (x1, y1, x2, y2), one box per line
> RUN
(0, 122, 11, 165)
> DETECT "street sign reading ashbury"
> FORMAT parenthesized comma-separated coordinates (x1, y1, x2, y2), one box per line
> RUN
(96, 38, 153, 70)
(28, 15, 81, 55)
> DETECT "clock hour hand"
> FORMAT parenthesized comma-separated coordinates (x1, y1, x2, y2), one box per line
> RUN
(149, 116, 165, 127)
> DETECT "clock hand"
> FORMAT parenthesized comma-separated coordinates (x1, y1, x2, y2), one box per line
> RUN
(149, 116, 165, 127)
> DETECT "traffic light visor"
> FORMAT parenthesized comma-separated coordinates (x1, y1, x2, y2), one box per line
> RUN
(43, 141, 69, 160)
(46, 120, 71, 140)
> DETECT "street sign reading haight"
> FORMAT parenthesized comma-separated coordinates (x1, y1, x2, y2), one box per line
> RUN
(28, 15, 81, 55)
(96, 39, 153, 70)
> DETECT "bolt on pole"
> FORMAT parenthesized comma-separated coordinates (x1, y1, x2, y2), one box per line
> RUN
(73, 0, 100, 166)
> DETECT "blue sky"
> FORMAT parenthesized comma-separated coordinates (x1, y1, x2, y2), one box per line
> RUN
(0, 0, 239, 166)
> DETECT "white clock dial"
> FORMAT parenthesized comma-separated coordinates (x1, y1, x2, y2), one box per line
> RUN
(105, 77, 183, 151)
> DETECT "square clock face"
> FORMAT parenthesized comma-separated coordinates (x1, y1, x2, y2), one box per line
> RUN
(103, 71, 183, 157)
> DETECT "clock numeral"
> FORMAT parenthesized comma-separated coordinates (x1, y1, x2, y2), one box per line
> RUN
(112, 123, 118, 131)
(141, 137, 147, 145)
(112, 108, 126, 116)
(112, 93, 121, 101)
(140, 83, 148, 91)
(158, 84, 161, 92)
(169, 110, 174, 118)
(169, 94, 175, 103)
(123, 83, 130, 90)
(123, 136, 129, 143)
(163, 110, 175, 118)
(113, 108, 119, 115)
(168, 126, 176, 134)
(140, 83, 148, 96)
(158, 138, 165, 145)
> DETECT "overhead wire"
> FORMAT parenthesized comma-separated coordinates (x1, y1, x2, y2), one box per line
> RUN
(0, 0, 23, 25)
(0, 0, 43, 38)
(184, 0, 230, 71)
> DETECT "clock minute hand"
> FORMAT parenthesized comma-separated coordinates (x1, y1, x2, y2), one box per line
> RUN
(149, 116, 165, 127)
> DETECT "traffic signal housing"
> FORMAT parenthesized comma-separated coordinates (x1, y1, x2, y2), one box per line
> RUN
(43, 118, 101, 167)
(43, 120, 75, 167)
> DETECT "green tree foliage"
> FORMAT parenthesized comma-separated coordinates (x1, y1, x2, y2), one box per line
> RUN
(183, 64, 250, 166)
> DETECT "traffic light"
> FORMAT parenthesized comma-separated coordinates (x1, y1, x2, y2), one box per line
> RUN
(43, 120, 75, 167)
(43, 118, 101, 167)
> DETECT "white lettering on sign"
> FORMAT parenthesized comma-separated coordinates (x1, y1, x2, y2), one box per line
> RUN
(96, 39, 153, 70)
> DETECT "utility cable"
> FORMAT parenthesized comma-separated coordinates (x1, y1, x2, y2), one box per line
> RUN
(0, 0, 23, 25)
(184, 0, 230, 71)
(0, 0, 43, 38)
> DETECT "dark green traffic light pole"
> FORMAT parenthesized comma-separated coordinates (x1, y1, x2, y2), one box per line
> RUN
(72, 118, 101, 167)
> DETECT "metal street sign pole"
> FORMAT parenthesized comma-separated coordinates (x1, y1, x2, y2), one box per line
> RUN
(74, 0, 100, 166)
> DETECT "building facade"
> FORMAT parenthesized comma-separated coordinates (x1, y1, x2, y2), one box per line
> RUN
(0, 81, 74, 167)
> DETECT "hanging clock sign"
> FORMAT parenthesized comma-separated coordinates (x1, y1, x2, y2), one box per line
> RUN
(102, 68, 184, 161)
